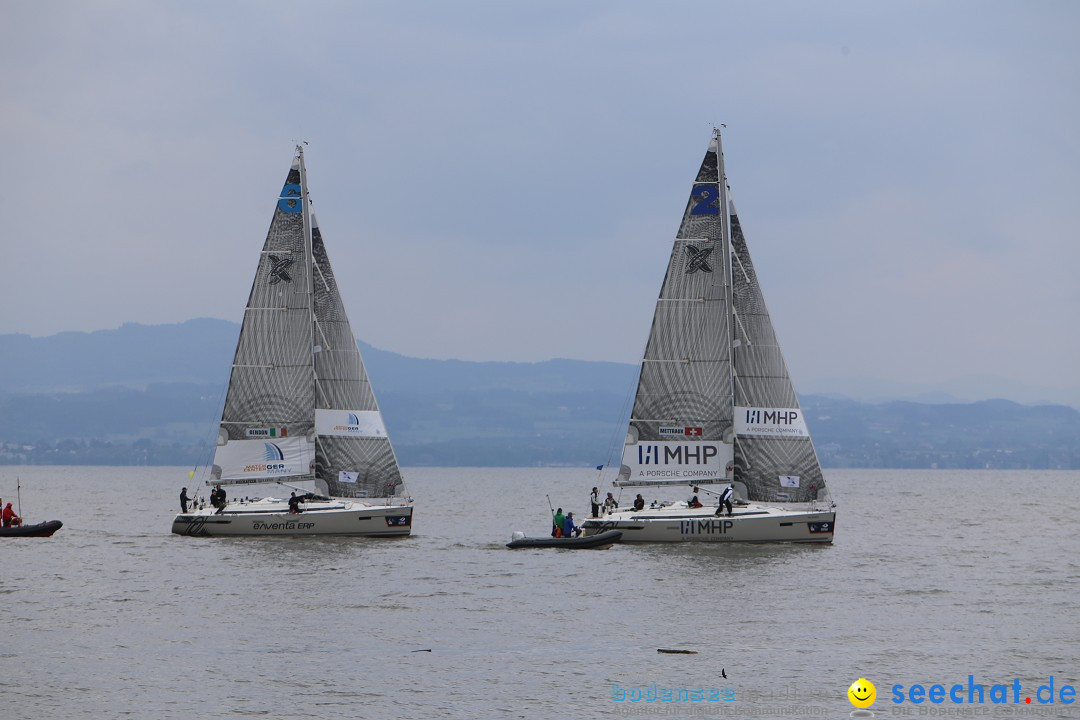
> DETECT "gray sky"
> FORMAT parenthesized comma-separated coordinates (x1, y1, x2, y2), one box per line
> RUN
(2, 1, 1078, 403)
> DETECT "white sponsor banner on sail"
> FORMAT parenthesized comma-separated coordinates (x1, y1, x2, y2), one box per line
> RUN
(212, 437, 314, 482)
(315, 409, 387, 438)
(779, 475, 801, 488)
(339, 471, 358, 483)
(620, 440, 732, 483)
(735, 406, 809, 438)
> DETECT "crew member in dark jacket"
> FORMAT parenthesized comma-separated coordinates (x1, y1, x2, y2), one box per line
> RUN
(212, 485, 227, 512)
(562, 512, 581, 538)
(716, 485, 734, 517)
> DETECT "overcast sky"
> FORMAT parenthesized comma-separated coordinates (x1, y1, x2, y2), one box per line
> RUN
(2, 1, 1078, 403)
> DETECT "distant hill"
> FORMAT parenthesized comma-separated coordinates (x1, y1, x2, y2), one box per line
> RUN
(802, 396, 1079, 470)
(1, 321, 1077, 469)
(0, 318, 637, 395)
(0, 319, 240, 392)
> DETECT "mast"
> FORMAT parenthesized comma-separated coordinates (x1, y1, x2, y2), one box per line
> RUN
(298, 144, 318, 483)
(714, 127, 735, 443)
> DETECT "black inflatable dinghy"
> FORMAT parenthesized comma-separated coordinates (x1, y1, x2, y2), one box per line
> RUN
(0, 520, 63, 537)
(506, 529, 622, 549)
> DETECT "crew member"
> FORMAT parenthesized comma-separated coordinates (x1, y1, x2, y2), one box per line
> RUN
(2, 502, 22, 528)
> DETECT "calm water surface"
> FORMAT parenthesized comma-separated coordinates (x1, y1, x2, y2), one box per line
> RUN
(1, 467, 1077, 719)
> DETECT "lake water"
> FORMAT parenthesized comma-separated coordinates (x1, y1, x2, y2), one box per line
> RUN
(1, 467, 1078, 719)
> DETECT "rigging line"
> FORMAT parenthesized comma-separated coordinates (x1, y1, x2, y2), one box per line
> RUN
(219, 421, 309, 427)
(656, 297, 711, 303)
(731, 244, 753, 286)
(601, 291, 657, 484)
(732, 364, 749, 405)
(732, 306, 751, 347)
(600, 363, 637, 487)
(313, 311, 334, 351)
(193, 353, 233, 488)
(628, 417, 731, 424)
(313, 258, 333, 292)
(230, 364, 307, 370)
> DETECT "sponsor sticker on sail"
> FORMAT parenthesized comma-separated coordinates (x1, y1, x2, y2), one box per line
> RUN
(339, 471, 358, 483)
(246, 427, 287, 438)
(779, 475, 801, 488)
(620, 440, 733, 482)
(659, 426, 705, 438)
(315, 409, 387, 438)
(735, 407, 809, 438)
(212, 437, 315, 482)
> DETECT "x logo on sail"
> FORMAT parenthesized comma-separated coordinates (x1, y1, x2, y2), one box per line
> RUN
(684, 244, 713, 274)
(267, 255, 294, 284)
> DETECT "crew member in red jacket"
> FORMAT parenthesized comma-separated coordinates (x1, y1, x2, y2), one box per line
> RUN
(2, 502, 22, 528)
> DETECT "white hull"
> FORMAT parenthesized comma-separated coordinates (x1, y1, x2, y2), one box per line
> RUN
(172, 497, 412, 537)
(580, 502, 834, 543)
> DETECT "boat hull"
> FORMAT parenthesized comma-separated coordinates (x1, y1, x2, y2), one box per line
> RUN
(507, 529, 623, 549)
(581, 505, 834, 543)
(172, 500, 412, 537)
(0, 520, 63, 538)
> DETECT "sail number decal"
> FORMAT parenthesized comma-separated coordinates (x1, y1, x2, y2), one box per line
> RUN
(278, 182, 302, 213)
(689, 184, 720, 215)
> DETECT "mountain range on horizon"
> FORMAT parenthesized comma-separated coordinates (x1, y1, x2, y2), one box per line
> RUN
(2, 318, 1077, 408)
(1, 319, 1077, 469)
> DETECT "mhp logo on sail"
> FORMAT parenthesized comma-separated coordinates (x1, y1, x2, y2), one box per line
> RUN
(741, 408, 800, 425)
(637, 444, 718, 465)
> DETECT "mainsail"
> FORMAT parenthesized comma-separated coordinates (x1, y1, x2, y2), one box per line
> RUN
(729, 197, 825, 502)
(310, 213, 404, 499)
(211, 147, 404, 500)
(619, 130, 827, 503)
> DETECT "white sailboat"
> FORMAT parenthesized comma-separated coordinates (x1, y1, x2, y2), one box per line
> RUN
(172, 146, 412, 537)
(582, 129, 835, 543)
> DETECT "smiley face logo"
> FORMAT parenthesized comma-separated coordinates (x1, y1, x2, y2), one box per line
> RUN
(848, 678, 876, 708)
